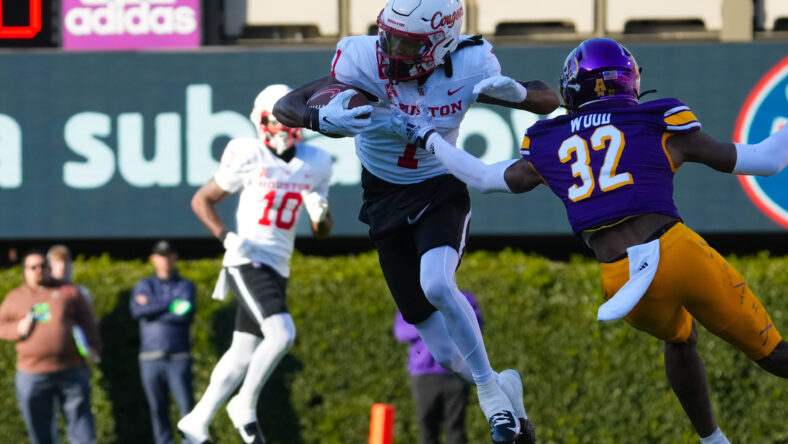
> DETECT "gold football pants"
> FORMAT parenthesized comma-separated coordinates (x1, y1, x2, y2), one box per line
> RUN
(601, 222, 782, 360)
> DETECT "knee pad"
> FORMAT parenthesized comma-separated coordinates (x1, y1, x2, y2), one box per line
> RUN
(419, 247, 459, 309)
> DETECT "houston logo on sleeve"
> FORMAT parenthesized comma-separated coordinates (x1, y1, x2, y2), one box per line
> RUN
(734, 55, 788, 228)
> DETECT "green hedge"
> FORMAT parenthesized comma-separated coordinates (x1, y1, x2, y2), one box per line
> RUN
(0, 250, 785, 443)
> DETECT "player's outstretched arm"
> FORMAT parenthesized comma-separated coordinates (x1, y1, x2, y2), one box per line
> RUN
(424, 133, 542, 194)
(475, 76, 560, 115)
(272, 76, 338, 128)
(666, 124, 788, 176)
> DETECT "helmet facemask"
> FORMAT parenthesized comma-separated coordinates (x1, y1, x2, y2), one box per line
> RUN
(375, 0, 463, 83)
(258, 112, 301, 156)
(376, 22, 442, 82)
(249, 84, 301, 156)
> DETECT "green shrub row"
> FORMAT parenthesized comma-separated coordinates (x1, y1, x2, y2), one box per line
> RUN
(0, 250, 785, 443)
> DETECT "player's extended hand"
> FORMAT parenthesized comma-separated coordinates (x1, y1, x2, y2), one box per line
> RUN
(223, 231, 255, 257)
(390, 106, 435, 149)
(319, 90, 373, 137)
(473, 75, 527, 103)
(300, 190, 329, 223)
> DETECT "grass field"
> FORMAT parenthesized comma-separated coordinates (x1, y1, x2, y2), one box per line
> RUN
(0, 249, 786, 443)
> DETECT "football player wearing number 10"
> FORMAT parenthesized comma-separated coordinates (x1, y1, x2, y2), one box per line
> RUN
(391, 37, 788, 442)
(178, 84, 334, 444)
(274, 0, 558, 443)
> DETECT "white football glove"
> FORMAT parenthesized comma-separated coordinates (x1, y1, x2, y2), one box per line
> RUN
(319, 90, 373, 137)
(473, 75, 527, 103)
(223, 231, 255, 257)
(300, 190, 329, 223)
(390, 106, 436, 149)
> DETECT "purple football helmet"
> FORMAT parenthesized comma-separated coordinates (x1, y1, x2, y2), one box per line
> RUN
(559, 38, 641, 110)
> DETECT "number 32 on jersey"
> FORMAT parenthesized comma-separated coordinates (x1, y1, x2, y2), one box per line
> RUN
(559, 124, 632, 201)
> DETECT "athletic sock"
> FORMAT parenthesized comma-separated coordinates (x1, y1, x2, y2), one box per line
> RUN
(190, 332, 258, 424)
(700, 428, 730, 444)
(233, 314, 295, 416)
(420, 246, 496, 386)
(477, 379, 512, 419)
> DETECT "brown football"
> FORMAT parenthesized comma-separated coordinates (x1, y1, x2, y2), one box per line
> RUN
(307, 83, 371, 119)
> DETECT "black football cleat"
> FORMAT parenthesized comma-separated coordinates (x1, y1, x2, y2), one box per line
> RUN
(236, 421, 266, 444)
(489, 410, 520, 443)
(515, 418, 536, 444)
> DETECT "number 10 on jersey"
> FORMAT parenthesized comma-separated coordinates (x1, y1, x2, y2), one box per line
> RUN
(258, 191, 303, 229)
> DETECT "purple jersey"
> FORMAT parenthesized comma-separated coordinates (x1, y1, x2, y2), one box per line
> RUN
(522, 98, 700, 235)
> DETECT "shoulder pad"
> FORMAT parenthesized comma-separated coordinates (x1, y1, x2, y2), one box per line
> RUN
(639, 98, 701, 132)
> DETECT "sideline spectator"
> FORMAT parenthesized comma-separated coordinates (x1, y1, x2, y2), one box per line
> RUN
(130, 240, 197, 444)
(47, 244, 93, 309)
(394, 290, 483, 444)
(0, 250, 100, 444)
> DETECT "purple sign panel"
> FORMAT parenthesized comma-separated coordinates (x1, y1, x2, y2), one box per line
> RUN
(62, 0, 200, 50)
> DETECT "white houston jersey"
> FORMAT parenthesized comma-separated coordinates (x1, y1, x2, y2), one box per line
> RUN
(214, 138, 332, 277)
(331, 35, 501, 184)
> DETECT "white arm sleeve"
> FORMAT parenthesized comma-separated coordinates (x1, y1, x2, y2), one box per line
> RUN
(733, 125, 788, 176)
(425, 133, 515, 193)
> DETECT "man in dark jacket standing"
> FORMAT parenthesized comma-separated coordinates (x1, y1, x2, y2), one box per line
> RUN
(130, 240, 196, 444)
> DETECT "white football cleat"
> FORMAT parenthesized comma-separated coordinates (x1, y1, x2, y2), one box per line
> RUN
(177, 412, 210, 444)
(226, 396, 266, 444)
(226, 395, 256, 428)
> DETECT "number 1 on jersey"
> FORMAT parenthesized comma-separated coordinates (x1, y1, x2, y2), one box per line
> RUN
(397, 144, 419, 169)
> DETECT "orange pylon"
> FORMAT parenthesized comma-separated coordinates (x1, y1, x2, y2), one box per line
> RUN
(368, 403, 395, 444)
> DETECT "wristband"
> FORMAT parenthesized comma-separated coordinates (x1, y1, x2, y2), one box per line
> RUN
(218, 229, 229, 242)
(302, 107, 320, 132)
(417, 129, 436, 150)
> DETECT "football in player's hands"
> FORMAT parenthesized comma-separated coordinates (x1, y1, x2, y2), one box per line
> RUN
(307, 84, 374, 138)
(307, 84, 371, 119)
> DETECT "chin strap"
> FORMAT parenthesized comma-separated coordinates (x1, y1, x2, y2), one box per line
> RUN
(638, 89, 657, 99)
(441, 35, 484, 80)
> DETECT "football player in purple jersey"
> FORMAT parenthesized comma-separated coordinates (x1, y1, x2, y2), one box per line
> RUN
(390, 37, 788, 443)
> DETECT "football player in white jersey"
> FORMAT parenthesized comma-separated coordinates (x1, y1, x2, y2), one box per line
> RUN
(273, 1, 558, 443)
(178, 84, 334, 444)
